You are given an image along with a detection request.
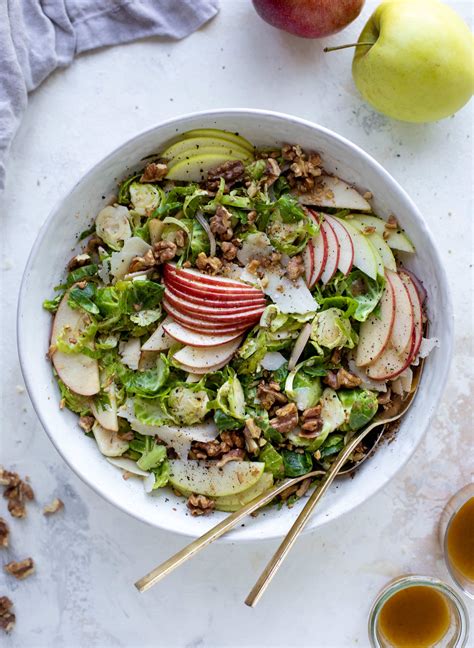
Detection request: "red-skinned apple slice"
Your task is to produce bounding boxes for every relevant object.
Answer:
[165,272,260,298]
[164,264,263,295]
[173,337,242,371]
[166,283,266,308]
[324,214,354,275]
[141,316,175,352]
[308,214,328,286]
[386,270,414,354]
[303,241,314,287]
[355,278,396,367]
[320,219,340,284]
[163,321,246,347]
[51,291,100,396]
[162,303,257,332]
[163,299,264,324]
[399,271,423,359]
[175,359,234,374]
[164,289,265,317]
[366,334,416,381]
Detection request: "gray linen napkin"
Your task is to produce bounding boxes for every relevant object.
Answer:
[0,0,219,190]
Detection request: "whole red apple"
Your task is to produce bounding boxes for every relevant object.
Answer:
[252,0,365,38]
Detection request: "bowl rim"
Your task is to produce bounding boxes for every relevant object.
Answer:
[17,108,454,541]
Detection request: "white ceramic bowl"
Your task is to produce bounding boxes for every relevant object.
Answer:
[18,109,453,541]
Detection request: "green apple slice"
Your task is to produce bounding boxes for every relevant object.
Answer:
[51,291,100,396]
[367,238,385,278]
[92,421,129,457]
[349,220,397,271]
[299,175,372,211]
[166,154,246,182]
[90,383,118,432]
[181,128,254,153]
[349,215,415,253]
[333,217,378,280]
[162,137,251,162]
[168,460,264,497]
[214,472,274,512]
[168,146,250,170]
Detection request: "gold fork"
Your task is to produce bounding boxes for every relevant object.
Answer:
[135,365,422,596]
[244,367,423,607]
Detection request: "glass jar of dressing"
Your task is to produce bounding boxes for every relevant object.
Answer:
[368,575,469,648]
[439,484,474,599]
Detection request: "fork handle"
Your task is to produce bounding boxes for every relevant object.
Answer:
[245,423,377,607]
[134,469,324,593]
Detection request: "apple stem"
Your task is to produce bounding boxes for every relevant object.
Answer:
[323,42,373,53]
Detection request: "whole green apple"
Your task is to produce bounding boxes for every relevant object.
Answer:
[352,0,474,122]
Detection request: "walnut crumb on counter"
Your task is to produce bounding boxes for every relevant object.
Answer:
[0,597,15,633]
[4,558,35,580]
[0,518,9,548]
[43,498,64,516]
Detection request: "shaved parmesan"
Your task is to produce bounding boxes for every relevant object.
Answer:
[237,232,274,265]
[119,338,141,370]
[110,236,151,281]
[258,268,318,314]
[261,351,287,371]
[418,337,439,358]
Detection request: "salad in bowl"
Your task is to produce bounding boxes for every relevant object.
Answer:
[43,127,435,517]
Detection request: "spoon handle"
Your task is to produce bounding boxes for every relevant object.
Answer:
[244,421,379,607]
[134,469,324,593]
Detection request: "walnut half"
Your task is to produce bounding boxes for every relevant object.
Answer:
[4,558,35,580]
[0,597,15,634]
[187,494,215,516]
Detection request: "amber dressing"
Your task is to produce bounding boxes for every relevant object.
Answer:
[378,586,451,647]
[446,496,474,581]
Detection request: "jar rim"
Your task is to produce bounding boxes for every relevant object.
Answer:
[368,574,470,648]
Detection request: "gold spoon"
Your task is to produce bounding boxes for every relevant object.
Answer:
[135,366,422,595]
[244,368,423,607]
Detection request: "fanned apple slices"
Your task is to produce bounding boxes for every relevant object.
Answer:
[142,263,266,372]
[303,210,414,287]
[356,269,424,380]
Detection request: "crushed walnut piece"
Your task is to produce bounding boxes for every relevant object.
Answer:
[216,448,246,468]
[140,162,168,183]
[257,380,287,410]
[220,241,239,260]
[43,498,64,516]
[210,205,233,241]
[0,597,15,634]
[78,415,94,433]
[206,160,245,192]
[0,468,20,488]
[153,240,178,264]
[190,430,244,460]
[67,253,91,272]
[263,158,281,186]
[0,517,9,548]
[129,240,178,273]
[4,558,35,580]
[0,468,34,519]
[324,367,362,390]
[385,215,398,230]
[187,494,215,516]
[195,252,223,274]
[286,255,305,281]
[243,418,262,454]
[269,402,299,434]
[300,405,323,438]
[282,144,323,193]
[377,389,392,407]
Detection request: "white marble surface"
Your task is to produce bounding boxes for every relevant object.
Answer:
[1,1,473,646]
